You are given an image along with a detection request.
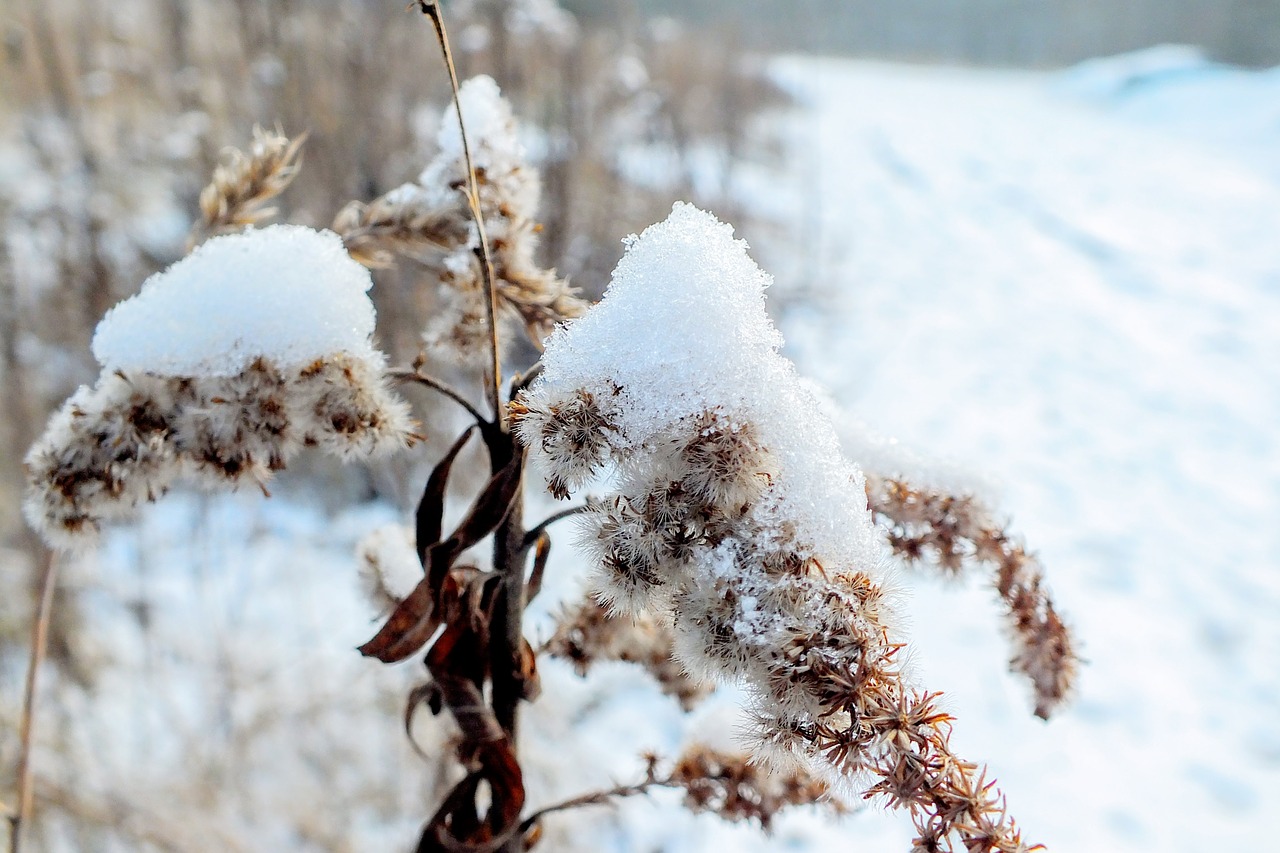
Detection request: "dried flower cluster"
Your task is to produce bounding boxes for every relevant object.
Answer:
[515,204,1046,852]
[356,524,425,616]
[541,595,711,710]
[191,126,306,246]
[24,353,411,549]
[666,745,838,830]
[333,76,586,359]
[865,472,1078,719]
[24,227,414,549]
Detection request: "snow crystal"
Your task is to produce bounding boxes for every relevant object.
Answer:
[92,225,379,377]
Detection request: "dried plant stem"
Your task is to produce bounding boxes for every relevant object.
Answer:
[521,503,591,552]
[418,1,505,427]
[9,551,59,853]
[520,774,667,830]
[520,747,836,837]
[390,367,488,426]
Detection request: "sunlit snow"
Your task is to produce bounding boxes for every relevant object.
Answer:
[92,225,378,377]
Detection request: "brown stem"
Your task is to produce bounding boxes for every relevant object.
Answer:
[390,367,491,427]
[489,465,526,740]
[10,551,59,853]
[520,504,590,554]
[487,459,527,853]
[418,1,505,428]
[519,773,671,834]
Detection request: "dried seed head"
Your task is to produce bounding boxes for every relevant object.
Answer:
[23,373,180,549]
[25,354,414,550]
[514,388,616,498]
[667,744,838,830]
[542,595,712,710]
[595,548,664,618]
[866,471,1079,718]
[356,524,423,616]
[676,411,775,515]
[517,205,1043,850]
[334,76,586,362]
[193,126,305,246]
[291,352,416,460]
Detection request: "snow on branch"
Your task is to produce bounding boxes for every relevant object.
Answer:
[24,226,414,549]
[515,203,1042,853]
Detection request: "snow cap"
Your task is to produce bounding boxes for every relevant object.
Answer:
[92,225,377,377]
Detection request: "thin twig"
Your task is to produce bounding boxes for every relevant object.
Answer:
[417,1,505,429]
[389,367,489,427]
[521,503,591,553]
[10,551,59,853]
[511,361,544,396]
[519,772,671,832]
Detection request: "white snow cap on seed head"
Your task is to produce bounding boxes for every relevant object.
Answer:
[424,75,524,183]
[92,225,378,377]
[536,202,880,568]
[539,202,781,435]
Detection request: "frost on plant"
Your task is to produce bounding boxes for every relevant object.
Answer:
[333,75,586,360]
[516,203,1044,852]
[24,225,413,549]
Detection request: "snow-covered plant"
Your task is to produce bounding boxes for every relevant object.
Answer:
[11,5,1078,852]
[514,203,1067,852]
[23,225,413,549]
[334,75,587,363]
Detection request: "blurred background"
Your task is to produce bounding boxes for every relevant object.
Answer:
[600,0,1280,66]
[2,0,1277,850]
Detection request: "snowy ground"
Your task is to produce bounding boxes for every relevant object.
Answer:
[770,48,1280,851]
[28,48,1280,852]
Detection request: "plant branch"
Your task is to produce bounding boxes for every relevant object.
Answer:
[519,769,670,833]
[417,1,505,429]
[390,367,489,427]
[10,550,59,853]
[520,503,590,553]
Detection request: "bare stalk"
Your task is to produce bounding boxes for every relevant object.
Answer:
[389,367,490,427]
[9,551,59,853]
[417,1,505,428]
[521,503,591,553]
[520,774,668,831]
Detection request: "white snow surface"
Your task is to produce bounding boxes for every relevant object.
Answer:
[92,225,379,377]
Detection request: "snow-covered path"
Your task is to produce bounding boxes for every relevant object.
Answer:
[771,55,1280,852]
